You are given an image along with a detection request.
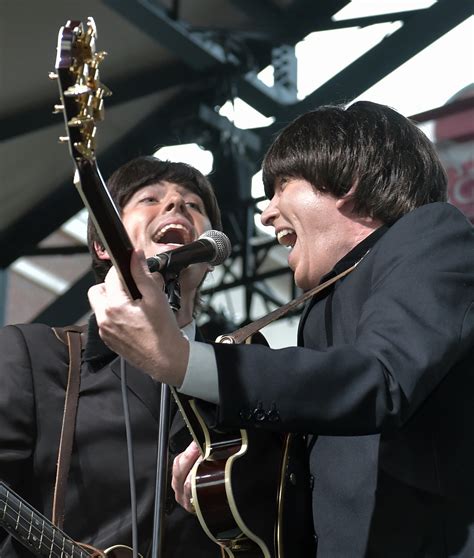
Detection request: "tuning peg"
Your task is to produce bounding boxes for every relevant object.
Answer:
[52,104,64,114]
[96,82,112,97]
[93,51,108,65]
[64,84,93,97]
[86,17,98,39]
[48,72,58,80]
[74,141,94,160]
[68,115,94,127]
[59,136,70,143]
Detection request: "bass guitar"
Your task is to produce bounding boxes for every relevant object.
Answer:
[52,17,314,558]
[0,481,138,558]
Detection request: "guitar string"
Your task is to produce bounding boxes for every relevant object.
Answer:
[0,504,90,558]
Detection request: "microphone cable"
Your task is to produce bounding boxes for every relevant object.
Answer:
[120,356,139,558]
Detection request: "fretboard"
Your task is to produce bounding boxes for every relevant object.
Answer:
[0,481,89,558]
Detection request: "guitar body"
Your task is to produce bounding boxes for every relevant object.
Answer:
[172,332,315,557]
[80,543,136,558]
[193,428,290,557]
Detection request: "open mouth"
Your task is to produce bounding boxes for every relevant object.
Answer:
[277,228,297,249]
[153,223,193,246]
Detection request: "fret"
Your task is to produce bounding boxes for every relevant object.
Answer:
[0,482,95,558]
[28,507,34,541]
[39,518,46,550]
[15,500,22,530]
[32,513,41,546]
[50,526,55,558]
[1,488,7,519]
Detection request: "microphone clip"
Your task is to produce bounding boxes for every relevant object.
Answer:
[163,273,181,312]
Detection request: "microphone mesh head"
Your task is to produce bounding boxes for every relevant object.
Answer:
[199,230,232,265]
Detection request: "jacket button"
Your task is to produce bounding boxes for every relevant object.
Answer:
[240,409,252,421]
[253,407,267,422]
[267,403,280,422]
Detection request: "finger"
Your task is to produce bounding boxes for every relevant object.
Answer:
[172,442,200,486]
[171,442,201,509]
[130,249,166,297]
[180,441,201,474]
[87,283,107,322]
[181,453,203,514]
[103,264,133,305]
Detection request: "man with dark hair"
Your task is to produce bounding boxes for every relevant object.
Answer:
[0,156,221,557]
[90,102,474,557]
[88,155,222,283]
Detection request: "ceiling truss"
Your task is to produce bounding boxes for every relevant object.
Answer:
[0,0,471,327]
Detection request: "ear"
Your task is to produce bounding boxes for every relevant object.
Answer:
[94,241,110,261]
[335,184,357,211]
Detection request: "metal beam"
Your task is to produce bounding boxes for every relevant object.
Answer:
[257,0,472,141]
[315,9,433,31]
[0,87,213,268]
[31,269,95,326]
[0,61,200,142]
[103,0,299,114]
[104,0,236,70]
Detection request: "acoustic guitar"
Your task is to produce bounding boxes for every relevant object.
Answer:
[0,481,137,558]
[52,17,314,557]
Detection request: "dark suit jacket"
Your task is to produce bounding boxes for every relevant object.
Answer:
[0,318,219,557]
[211,203,474,557]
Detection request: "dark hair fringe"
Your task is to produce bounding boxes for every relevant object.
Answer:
[262,101,447,224]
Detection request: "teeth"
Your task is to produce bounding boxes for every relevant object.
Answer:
[277,229,296,248]
[276,229,293,241]
[154,223,190,242]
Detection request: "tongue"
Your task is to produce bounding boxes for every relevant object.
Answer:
[281,232,297,248]
[154,242,183,253]
[160,229,186,244]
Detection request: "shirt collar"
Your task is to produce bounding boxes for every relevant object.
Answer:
[83,314,115,368]
[181,320,196,341]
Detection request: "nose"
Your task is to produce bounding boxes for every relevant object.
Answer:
[163,190,187,214]
[261,196,279,228]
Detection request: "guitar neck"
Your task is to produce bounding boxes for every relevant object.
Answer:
[54,18,140,301]
[0,482,90,558]
[74,159,141,300]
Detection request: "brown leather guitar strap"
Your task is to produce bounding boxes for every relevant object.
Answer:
[51,324,86,530]
[217,261,359,345]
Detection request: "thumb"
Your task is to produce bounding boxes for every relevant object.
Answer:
[130,249,165,295]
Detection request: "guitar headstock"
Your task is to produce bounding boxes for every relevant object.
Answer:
[51,17,111,162]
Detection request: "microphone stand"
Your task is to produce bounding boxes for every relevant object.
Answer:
[150,274,181,558]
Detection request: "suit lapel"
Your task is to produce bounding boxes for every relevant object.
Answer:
[297,298,314,346]
[108,357,185,439]
[109,357,162,423]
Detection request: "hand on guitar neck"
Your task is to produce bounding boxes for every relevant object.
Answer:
[171,441,202,514]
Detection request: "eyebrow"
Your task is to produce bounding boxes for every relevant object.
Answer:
[132,184,204,203]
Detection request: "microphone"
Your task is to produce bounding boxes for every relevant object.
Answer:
[146,230,231,275]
